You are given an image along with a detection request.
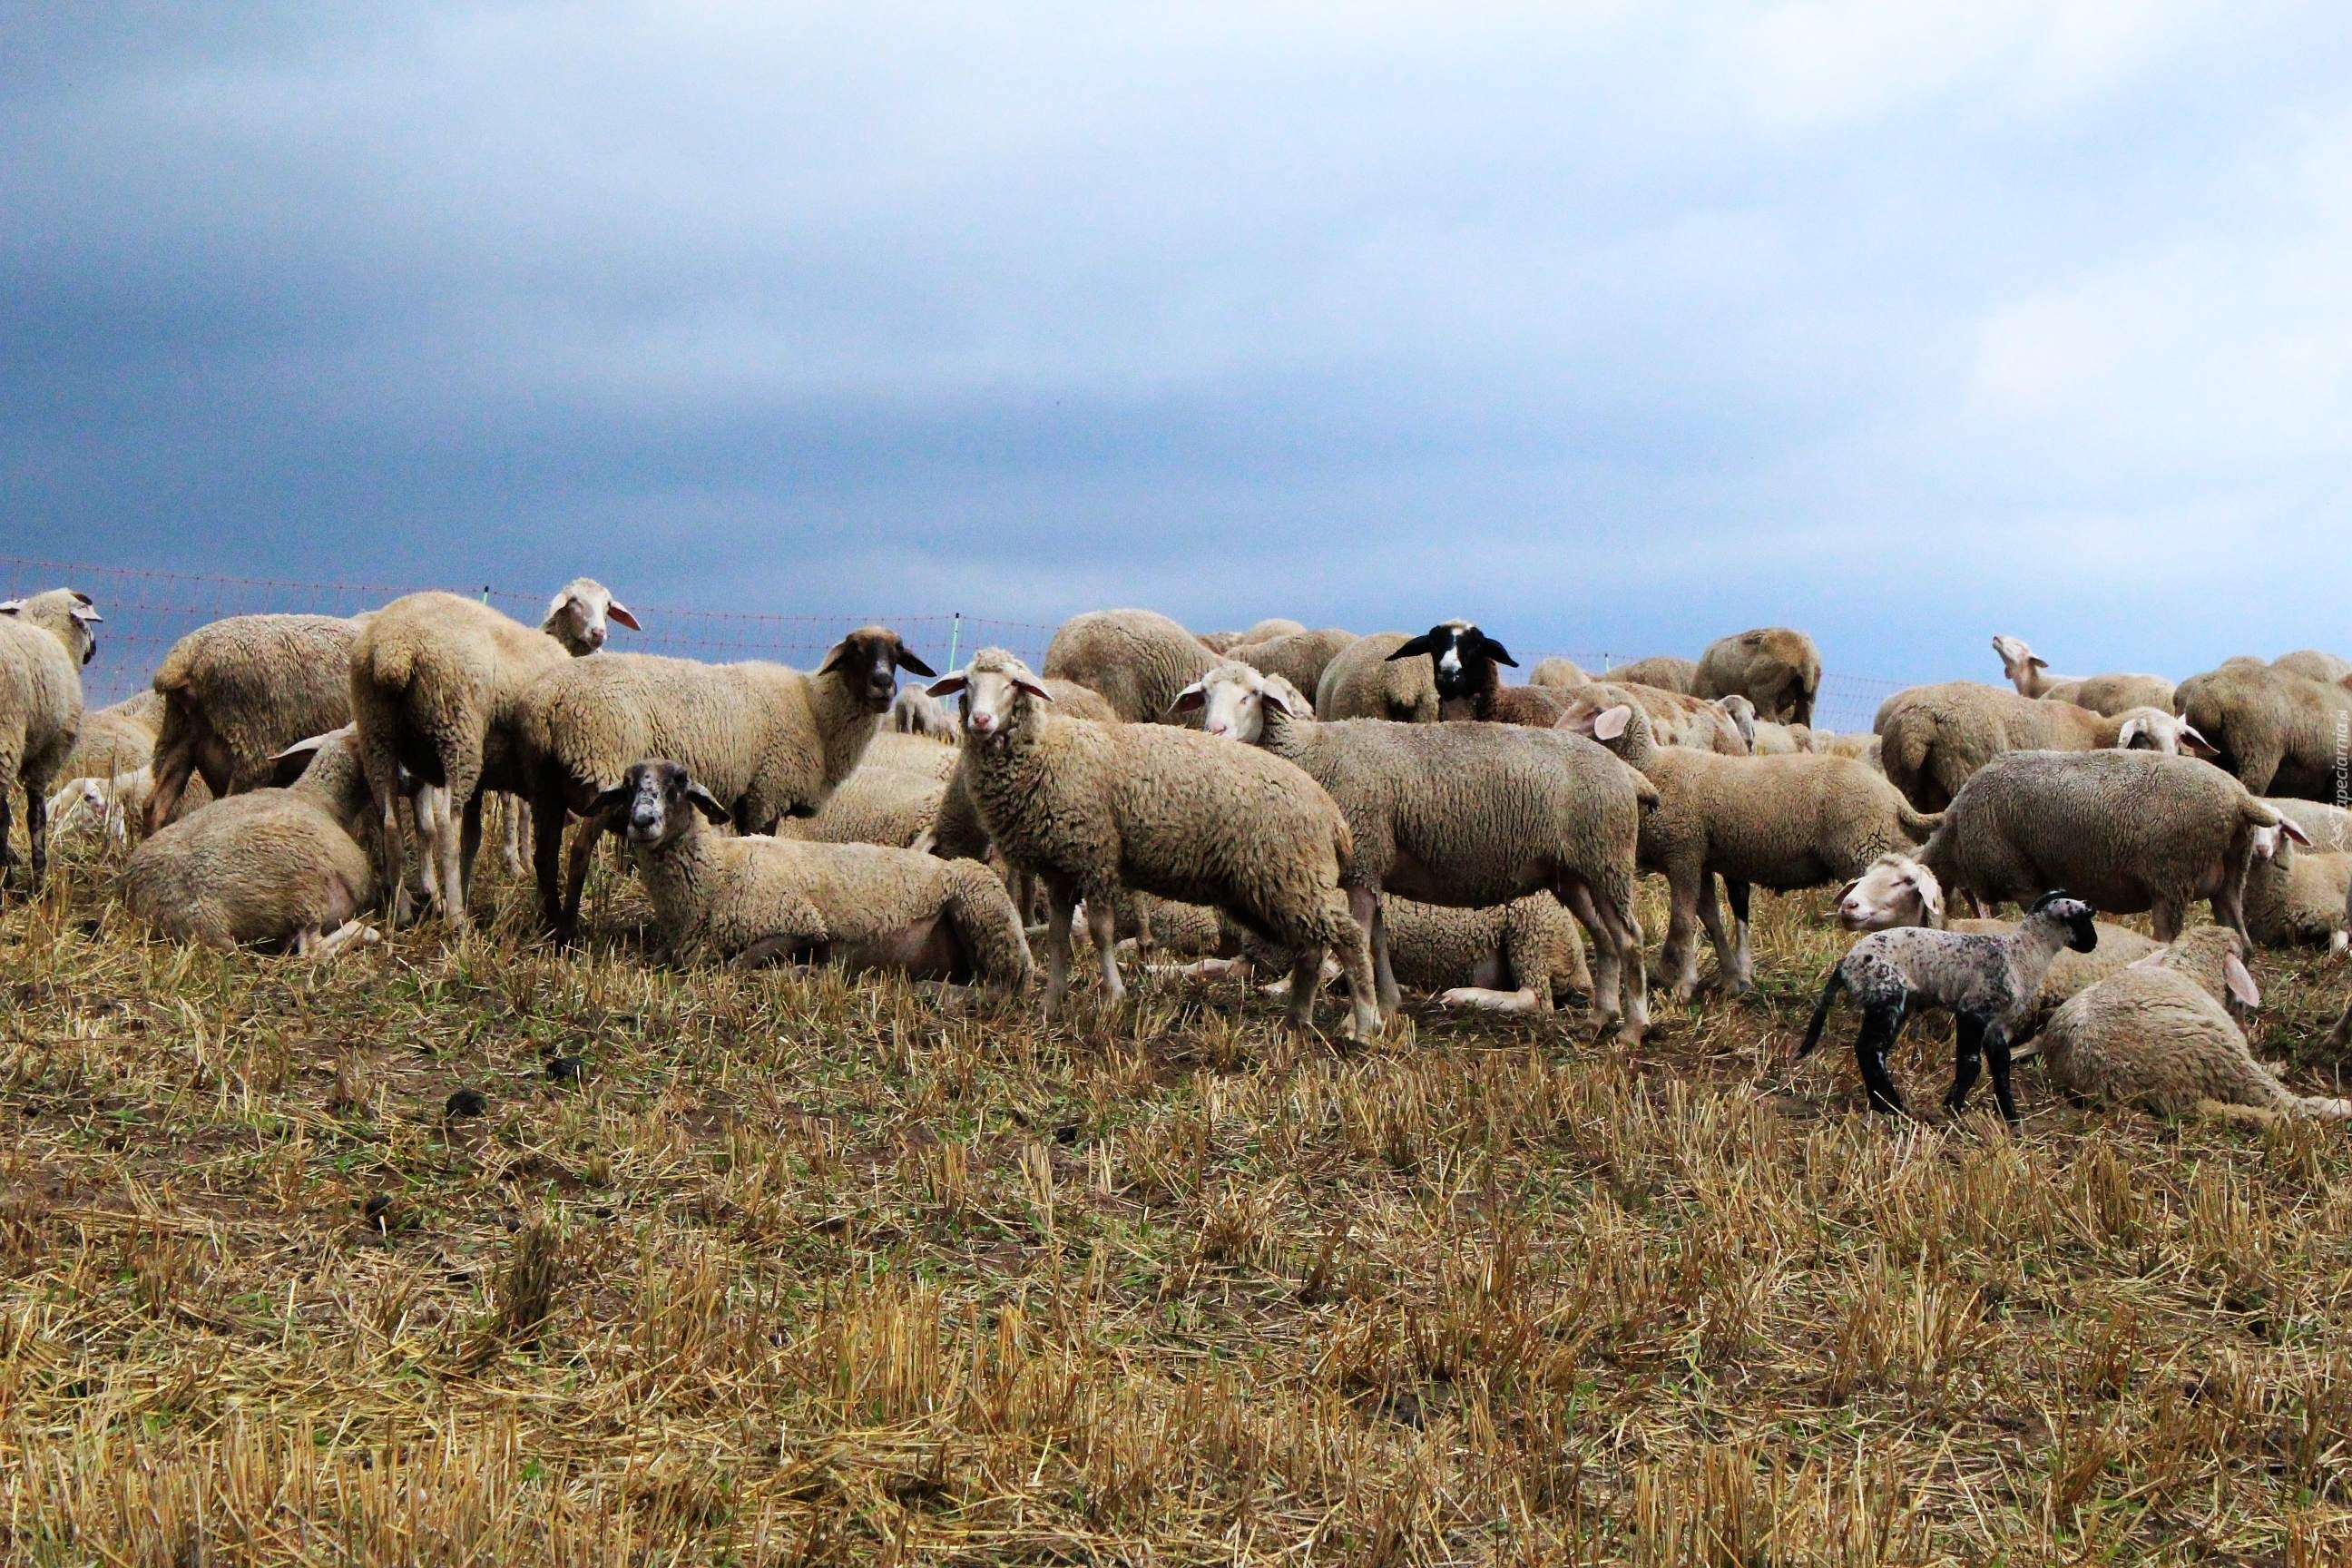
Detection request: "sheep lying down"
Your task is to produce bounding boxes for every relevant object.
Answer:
[2037,926,2352,1124]
[596,760,1031,993]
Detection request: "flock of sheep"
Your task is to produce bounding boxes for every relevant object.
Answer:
[3,582,2349,1128]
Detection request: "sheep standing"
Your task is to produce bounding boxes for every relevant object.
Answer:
[2174,662,2352,800]
[0,589,99,890]
[1832,851,2161,1044]
[1561,697,1936,999]
[1796,892,2100,1122]
[2272,650,2352,685]
[1041,610,1217,722]
[1174,661,1651,1041]
[517,626,933,938]
[1387,621,1567,726]
[145,612,370,834]
[122,730,381,956]
[1988,635,2174,715]
[1563,681,1749,755]
[2038,927,2350,1123]
[1877,681,2207,810]
[594,760,1030,990]
[1315,632,1439,722]
[350,579,637,926]
[927,650,1381,1038]
[1693,628,1822,726]
[1913,750,2302,941]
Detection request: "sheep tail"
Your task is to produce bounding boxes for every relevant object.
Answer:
[1880,721,1930,787]
[1896,802,1941,843]
[152,642,196,694]
[1793,968,1845,1061]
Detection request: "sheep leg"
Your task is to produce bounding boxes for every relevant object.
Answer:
[143,733,196,838]
[1597,887,1651,1043]
[1346,884,1399,1015]
[1945,1013,1984,1117]
[448,789,485,926]
[0,787,15,885]
[561,816,605,938]
[1557,883,1622,1036]
[2208,877,2249,943]
[2151,895,2186,944]
[23,785,45,892]
[1984,1024,2020,1126]
[1086,897,1125,1008]
[358,740,413,927]
[2333,999,2351,1053]
[500,796,529,877]
[1723,879,1754,994]
[1041,894,1076,1019]
[1436,985,1543,1014]
[1854,1004,1906,1116]
[531,793,570,936]
[1660,861,1705,1001]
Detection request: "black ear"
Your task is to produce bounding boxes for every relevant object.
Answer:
[1476,634,1517,668]
[1387,634,1435,662]
[894,647,937,679]
[586,784,632,819]
[684,781,732,824]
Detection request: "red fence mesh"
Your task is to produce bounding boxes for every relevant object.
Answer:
[0,557,1053,709]
[0,554,1902,732]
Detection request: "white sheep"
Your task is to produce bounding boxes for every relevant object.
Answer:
[0,588,100,889]
[927,649,1382,1038]
[1988,635,2174,715]
[145,612,370,834]
[350,578,638,926]
[1041,610,1218,721]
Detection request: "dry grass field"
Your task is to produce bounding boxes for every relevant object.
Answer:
[3,835,2351,1565]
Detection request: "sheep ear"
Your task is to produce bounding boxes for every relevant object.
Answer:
[2028,656,2048,671]
[1834,877,1859,903]
[1386,634,1434,662]
[1593,705,1632,741]
[607,601,641,632]
[685,781,732,825]
[1014,677,1054,702]
[1166,683,1207,717]
[585,784,632,819]
[925,672,969,698]
[2224,951,2260,1009]
[1476,634,1517,668]
[2180,724,2218,758]
[268,730,341,764]
[71,605,102,625]
[2282,818,2313,848]
[893,646,938,679]
[1260,685,1295,718]
[0,601,19,617]
[2115,716,2146,748]
[1914,875,1945,928]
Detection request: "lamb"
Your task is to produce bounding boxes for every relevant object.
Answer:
[593,759,1031,991]
[1910,750,2305,941]
[780,730,960,849]
[1694,628,1822,726]
[1601,655,1698,693]
[1877,681,2209,810]
[2173,661,2352,800]
[1795,892,2101,1122]
[0,589,100,890]
[1988,635,2174,715]
[1831,851,2161,1044]
[122,729,383,956]
[1527,658,1589,691]
[1314,632,1439,722]
[350,578,639,926]
[1387,620,1567,726]
[1233,628,1357,703]
[145,612,372,833]
[1041,610,1218,722]
[1560,697,1937,999]
[517,625,934,938]
[926,649,1381,1037]
[2271,650,2352,685]
[2037,927,2351,1123]
[1558,681,1750,755]
[1171,660,1651,1041]
[1718,697,1814,755]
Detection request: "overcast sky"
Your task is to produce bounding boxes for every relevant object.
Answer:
[5,2,2347,687]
